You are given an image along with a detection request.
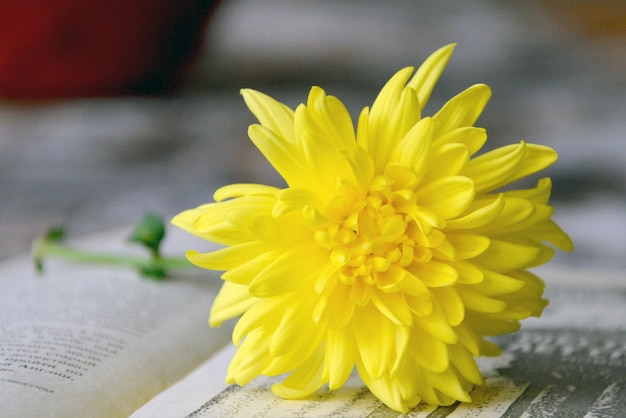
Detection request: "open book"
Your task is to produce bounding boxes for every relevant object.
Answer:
[2,229,625,417]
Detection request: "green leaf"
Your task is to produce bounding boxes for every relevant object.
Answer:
[128,213,166,257]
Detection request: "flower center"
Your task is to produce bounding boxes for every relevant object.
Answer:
[313,175,435,296]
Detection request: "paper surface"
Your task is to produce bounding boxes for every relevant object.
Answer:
[0,230,231,418]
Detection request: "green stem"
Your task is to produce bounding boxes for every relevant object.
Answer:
[34,238,193,279]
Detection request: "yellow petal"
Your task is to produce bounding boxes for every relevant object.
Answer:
[433,126,487,155]
[431,286,465,326]
[496,296,547,320]
[304,86,357,152]
[416,176,475,219]
[318,281,356,330]
[470,196,534,234]
[185,241,270,271]
[462,141,526,192]
[463,142,558,193]
[390,117,434,176]
[406,293,433,317]
[420,143,470,184]
[520,220,574,251]
[445,233,491,260]
[355,106,370,150]
[384,86,422,152]
[455,323,481,356]
[422,367,472,403]
[339,147,374,194]
[221,250,276,284]
[409,324,450,373]
[474,239,542,271]
[270,299,318,357]
[324,328,356,390]
[231,297,285,346]
[465,314,521,336]
[216,196,274,229]
[414,299,458,344]
[353,305,395,379]
[213,183,279,201]
[497,270,549,317]
[409,260,459,287]
[249,244,325,297]
[241,88,295,142]
[209,281,256,327]
[272,346,326,399]
[446,194,505,230]
[506,143,558,185]
[401,269,431,299]
[246,212,311,245]
[391,327,411,376]
[384,162,420,190]
[371,290,413,327]
[294,101,354,189]
[171,205,212,233]
[273,188,320,216]
[263,329,324,377]
[325,194,353,224]
[247,124,305,187]
[408,43,456,108]
[172,204,254,245]
[477,337,503,357]
[368,67,417,172]
[503,177,553,204]
[448,344,483,385]
[453,260,484,284]
[432,84,492,137]
[456,286,507,313]
[506,205,556,235]
[227,328,271,385]
[350,277,371,306]
[357,366,413,414]
[471,268,526,296]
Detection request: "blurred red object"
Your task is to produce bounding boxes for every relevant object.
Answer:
[0,1,218,99]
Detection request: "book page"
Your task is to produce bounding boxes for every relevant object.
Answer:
[0,229,231,418]
[132,266,626,417]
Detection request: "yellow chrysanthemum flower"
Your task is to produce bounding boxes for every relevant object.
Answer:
[172,44,573,413]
